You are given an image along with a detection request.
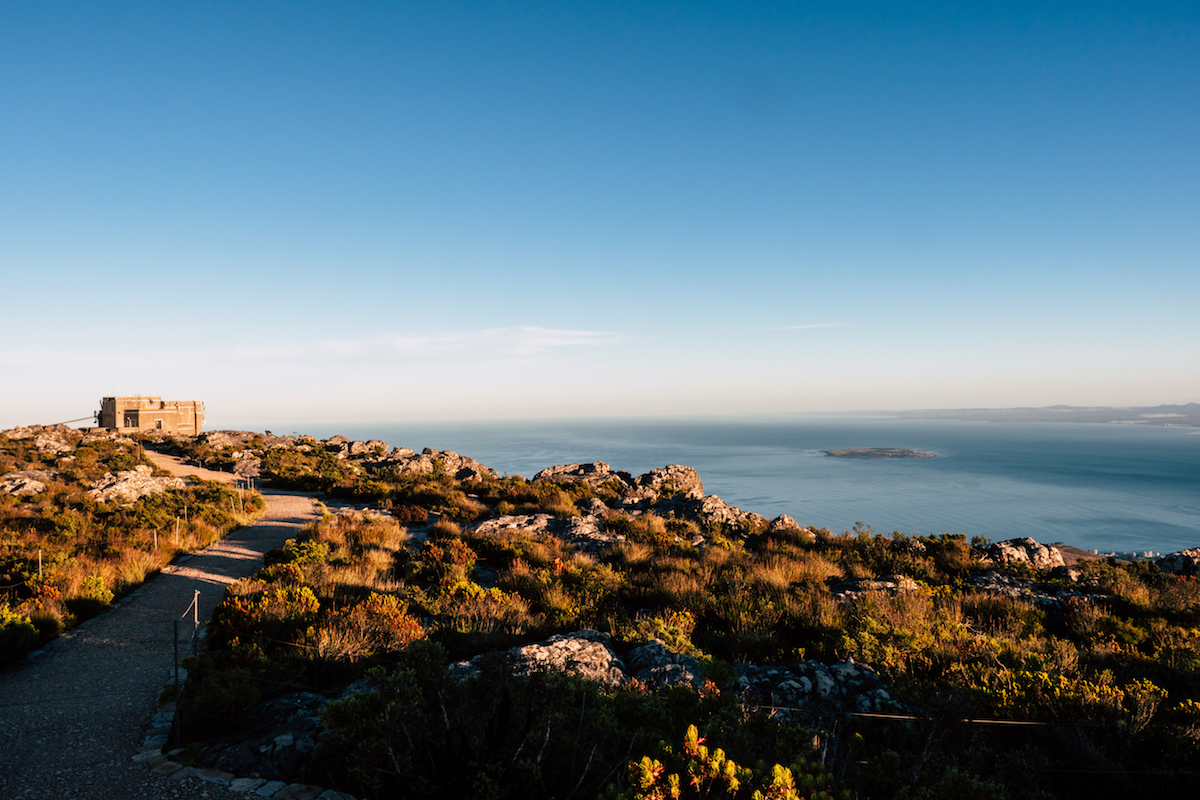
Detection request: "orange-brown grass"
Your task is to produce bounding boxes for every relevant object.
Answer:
[747,557,805,591]
[441,587,539,636]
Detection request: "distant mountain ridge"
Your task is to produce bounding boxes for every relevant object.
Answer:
[885,403,1200,427]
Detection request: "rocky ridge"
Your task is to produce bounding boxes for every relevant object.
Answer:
[88,465,187,504]
[448,629,896,717]
[0,469,54,496]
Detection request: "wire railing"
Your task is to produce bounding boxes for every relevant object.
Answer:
[171,589,202,746]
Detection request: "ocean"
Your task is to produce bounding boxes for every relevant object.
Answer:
[257,417,1200,556]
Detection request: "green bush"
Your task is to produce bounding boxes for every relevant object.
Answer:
[0,607,38,665]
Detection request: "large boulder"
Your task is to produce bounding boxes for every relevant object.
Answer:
[988,537,1066,570]
[457,630,627,687]
[626,640,705,689]
[767,514,810,538]
[532,462,635,495]
[198,692,328,781]
[633,465,705,501]
[368,447,495,481]
[88,465,186,504]
[732,659,896,720]
[650,493,767,533]
[0,470,53,496]
[2,425,77,455]
[233,457,262,478]
[472,514,622,553]
[1158,548,1200,576]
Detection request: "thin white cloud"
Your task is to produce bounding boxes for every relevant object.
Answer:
[231,326,619,362]
[0,327,619,369]
[769,323,846,331]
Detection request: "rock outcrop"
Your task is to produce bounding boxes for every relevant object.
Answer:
[649,492,768,533]
[1157,548,1200,576]
[829,575,920,605]
[733,659,896,719]
[198,693,328,782]
[767,514,810,538]
[450,630,899,720]
[532,462,635,494]
[455,630,627,687]
[88,465,186,504]
[2,424,78,455]
[625,640,705,689]
[368,447,495,481]
[0,470,53,496]
[965,570,1101,611]
[472,513,622,553]
[988,537,1066,570]
[632,465,705,501]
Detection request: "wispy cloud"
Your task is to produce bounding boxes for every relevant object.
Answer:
[768,323,846,331]
[0,327,619,369]
[232,326,620,362]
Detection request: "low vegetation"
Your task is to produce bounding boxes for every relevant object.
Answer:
[7,429,1199,798]
[0,429,264,663]
[170,435,1200,800]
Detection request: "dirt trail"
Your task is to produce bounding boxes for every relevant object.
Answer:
[143,450,238,484]
[0,454,323,800]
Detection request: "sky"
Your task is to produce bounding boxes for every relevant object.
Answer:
[1,1,1197,428]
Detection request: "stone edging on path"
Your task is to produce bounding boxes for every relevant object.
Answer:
[132,656,360,800]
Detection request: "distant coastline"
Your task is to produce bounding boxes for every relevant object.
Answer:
[882,402,1200,427]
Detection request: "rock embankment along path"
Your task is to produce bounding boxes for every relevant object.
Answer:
[0,453,324,800]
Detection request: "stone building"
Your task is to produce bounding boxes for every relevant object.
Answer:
[96,397,205,436]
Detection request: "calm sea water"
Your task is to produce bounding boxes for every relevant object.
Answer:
[259,417,1200,556]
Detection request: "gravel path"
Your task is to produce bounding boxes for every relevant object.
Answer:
[0,454,323,800]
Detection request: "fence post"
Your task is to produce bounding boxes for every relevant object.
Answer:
[174,619,181,746]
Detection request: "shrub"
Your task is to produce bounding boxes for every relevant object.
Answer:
[611,724,848,800]
[0,607,38,665]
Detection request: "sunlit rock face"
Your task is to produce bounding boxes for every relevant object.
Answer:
[988,537,1066,570]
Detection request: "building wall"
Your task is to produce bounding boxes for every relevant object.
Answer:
[97,397,205,435]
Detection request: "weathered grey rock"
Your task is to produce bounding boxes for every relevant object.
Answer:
[2,425,79,455]
[532,462,636,495]
[234,457,262,478]
[626,640,704,689]
[891,536,928,555]
[1157,548,1200,576]
[200,693,329,782]
[0,470,53,496]
[731,659,894,720]
[579,497,610,516]
[88,465,186,504]
[830,575,920,605]
[348,439,388,457]
[230,778,269,792]
[767,514,810,538]
[471,513,623,553]
[634,465,705,501]
[650,493,767,533]
[965,570,1103,610]
[368,447,495,481]
[988,537,1066,570]
[274,784,326,800]
[458,630,627,687]
[200,430,254,449]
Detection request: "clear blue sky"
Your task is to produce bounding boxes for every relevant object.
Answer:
[2,1,1197,427]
